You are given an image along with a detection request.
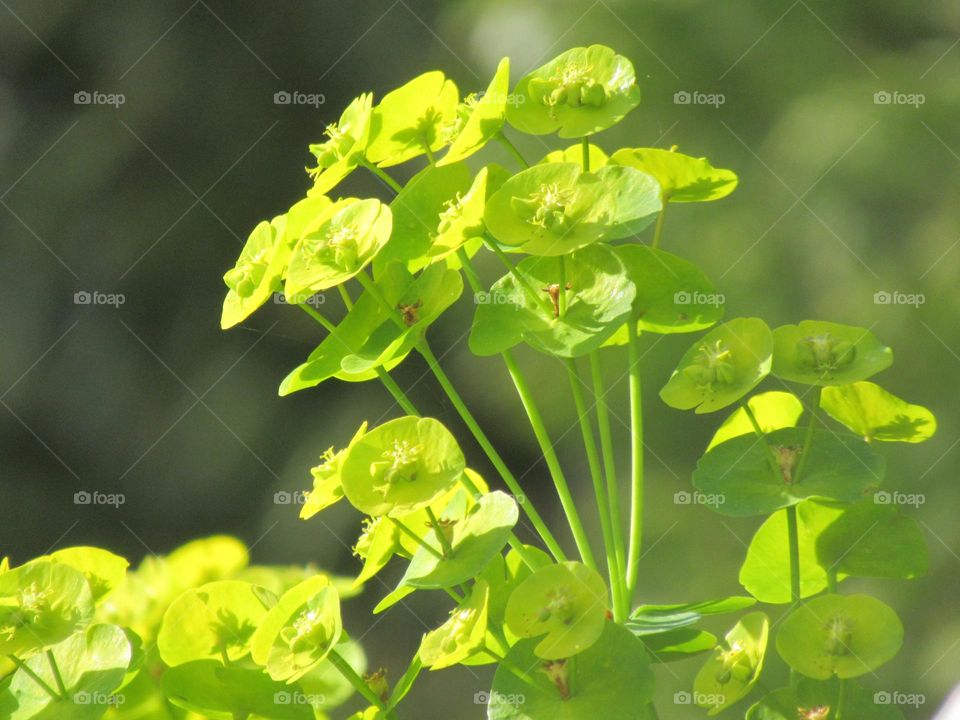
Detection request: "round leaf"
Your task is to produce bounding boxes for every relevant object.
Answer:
[419,580,489,670]
[610,147,738,202]
[693,612,770,715]
[43,547,128,603]
[539,143,609,168]
[707,391,803,451]
[820,381,936,442]
[771,321,893,386]
[747,680,906,720]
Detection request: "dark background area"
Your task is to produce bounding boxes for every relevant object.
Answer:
[1,1,958,717]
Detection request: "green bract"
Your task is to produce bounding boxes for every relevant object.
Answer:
[418,580,489,670]
[42,546,128,602]
[488,623,654,720]
[507,45,641,138]
[221,215,286,329]
[300,423,367,519]
[540,143,609,167]
[157,580,271,666]
[747,679,906,720]
[776,594,903,679]
[693,612,769,715]
[250,575,342,683]
[439,58,510,166]
[771,321,893,386]
[693,428,884,516]
[820,381,936,442]
[707,391,803,451]
[308,93,374,195]
[660,317,774,413]
[504,561,608,660]
[610,147,738,202]
[469,243,636,357]
[484,162,661,256]
[339,416,465,517]
[0,561,94,656]
[366,71,460,167]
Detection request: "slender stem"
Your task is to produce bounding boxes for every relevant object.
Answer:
[793,388,820,484]
[581,137,590,172]
[337,284,354,309]
[566,358,625,620]
[7,655,61,700]
[481,236,553,315]
[827,568,838,593]
[557,256,568,318]
[502,350,596,569]
[46,650,68,699]
[786,503,801,688]
[623,325,645,606]
[423,143,437,165]
[298,302,336,332]
[360,158,403,193]
[495,132,530,169]
[836,678,848,720]
[741,400,782,476]
[651,202,667,249]
[220,646,232,666]
[391,517,443,560]
[589,352,627,598]
[425,507,455,557]
[328,648,387,709]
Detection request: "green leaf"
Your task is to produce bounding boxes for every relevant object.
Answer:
[297,638,367,713]
[609,147,738,202]
[539,143,609,168]
[439,58,511,166]
[507,45,642,138]
[165,535,249,589]
[340,416,465,517]
[640,628,717,662]
[352,517,401,589]
[161,660,313,720]
[250,575,342,683]
[772,321,893,386]
[0,561,95,656]
[483,162,661,256]
[776,594,903,679]
[660,318,774,414]
[693,612,770,715]
[221,215,288,329]
[604,244,723,344]
[0,624,132,720]
[693,428,884,516]
[488,622,654,719]
[707,391,803,451]
[285,198,392,297]
[366,71,460,167]
[300,423,367,519]
[504,561,608,660]
[418,580,489,670]
[42,547,128,603]
[820,381,936,442]
[747,679,907,720]
[469,243,636,358]
[157,580,272,666]
[308,93,374,195]
[627,596,756,634]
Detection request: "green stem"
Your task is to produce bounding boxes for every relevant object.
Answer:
[651,202,667,249]
[793,388,820,484]
[827,568,838,593]
[298,302,336,332]
[360,158,403,193]
[495,131,530,168]
[623,325,644,605]
[502,349,596,569]
[391,517,443,560]
[46,650,68,699]
[425,506,455,557]
[566,357,625,620]
[557,256,568,318]
[836,678,847,720]
[328,648,387,710]
[581,137,590,172]
[741,400,782,477]
[7,655,61,700]
[786,503,801,688]
[337,283,354,309]
[589,352,627,599]
[423,143,437,165]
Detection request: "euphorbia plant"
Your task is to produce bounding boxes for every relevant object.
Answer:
[0,45,936,720]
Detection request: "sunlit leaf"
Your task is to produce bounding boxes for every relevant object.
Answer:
[610,147,738,202]
[308,93,374,195]
[419,580,489,670]
[820,381,936,442]
[772,321,893,386]
[694,612,769,715]
[707,391,803,451]
[439,58,511,166]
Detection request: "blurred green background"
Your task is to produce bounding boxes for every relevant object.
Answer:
[1,1,957,717]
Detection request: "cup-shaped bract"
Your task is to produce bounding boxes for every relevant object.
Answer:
[507,45,641,138]
[776,594,903,679]
[610,147,738,202]
[484,162,660,256]
[0,561,95,656]
[469,243,636,358]
[308,93,374,195]
[820,381,936,443]
[419,580,490,670]
[40,546,128,603]
[660,318,774,413]
[438,58,510,166]
[694,612,770,715]
[505,561,608,660]
[365,71,460,167]
[693,427,884,517]
[340,416,465,517]
[352,516,401,588]
[285,198,392,298]
[221,215,289,329]
[251,575,342,683]
[157,580,272,667]
[707,391,803,451]
[300,424,368,520]
[772,321,893,386]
